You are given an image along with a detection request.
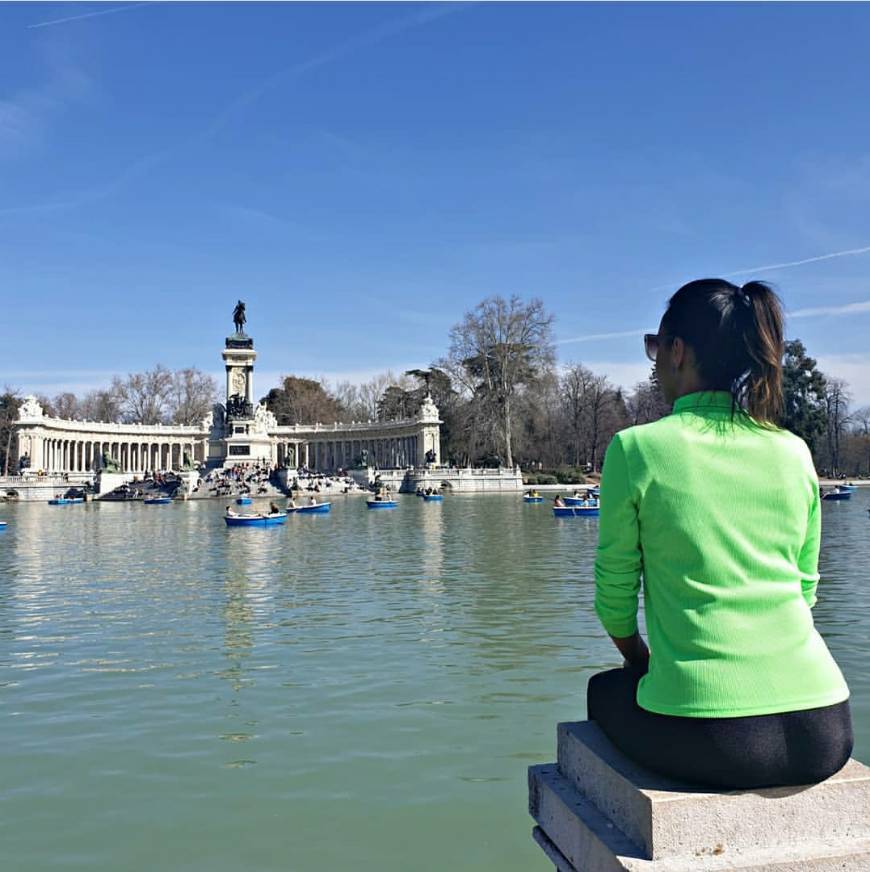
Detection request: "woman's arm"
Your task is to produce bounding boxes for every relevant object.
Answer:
[797,481,821,608]
[594,435,645,650]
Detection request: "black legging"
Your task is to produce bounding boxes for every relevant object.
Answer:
[586,666,853,789]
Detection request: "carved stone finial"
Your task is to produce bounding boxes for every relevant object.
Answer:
[18,395,44,420]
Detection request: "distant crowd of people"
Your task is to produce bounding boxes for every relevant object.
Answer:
[200,462,277,498]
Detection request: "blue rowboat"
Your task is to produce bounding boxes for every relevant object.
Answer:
[236,496,253,505]
[0,520,7,529]
[422,494,443,502]
[523,496,544,503]
[553,506,600,518]
[295,502,331,514]
[224,512,288,527]
[144,496,172,505]
[48,497,84,505]
[367,500,397,509]
[822,489,851,501]
[839,484,857,492]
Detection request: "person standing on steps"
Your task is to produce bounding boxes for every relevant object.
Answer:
[588,278,852,789]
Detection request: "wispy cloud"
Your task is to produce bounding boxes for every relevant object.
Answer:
[557,244,870,346]
[0,146,170,216]
[557,295,870,347]
[789,299,870,318]
[0,51,94,158]
[3,3,466,215]
[27,3,154,30]
[816,353,870,406]
[580,361,653,392]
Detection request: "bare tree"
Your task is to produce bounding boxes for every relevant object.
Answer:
[170,368,218,425]
[561,364,598,467]
[332,381,367,422]
[561,365,623,471]
[846,405,870,476]
[445,295,555,468]
[118,365,174,424]
[822,378,851,476]
[80,382,124,422]
[625,374,670,426]
[52,392,81,420]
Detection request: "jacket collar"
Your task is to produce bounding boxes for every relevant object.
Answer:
[672,391,736,414]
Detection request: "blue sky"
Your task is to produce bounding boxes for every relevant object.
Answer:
[3,2,870,404]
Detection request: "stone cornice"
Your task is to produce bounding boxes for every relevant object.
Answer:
[15,416,207,437]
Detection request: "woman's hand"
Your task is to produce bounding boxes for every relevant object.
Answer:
[610,632,650,673]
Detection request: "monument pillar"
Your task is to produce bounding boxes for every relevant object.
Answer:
[219,308,274,469]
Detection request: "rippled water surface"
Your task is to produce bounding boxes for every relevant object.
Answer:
[1,491,868,871]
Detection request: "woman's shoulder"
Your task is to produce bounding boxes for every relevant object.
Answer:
[612,416,814,470]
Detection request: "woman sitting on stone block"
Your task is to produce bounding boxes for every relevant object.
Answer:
[589,278,852,789]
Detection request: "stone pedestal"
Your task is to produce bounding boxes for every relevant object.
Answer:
[528,721,870,871]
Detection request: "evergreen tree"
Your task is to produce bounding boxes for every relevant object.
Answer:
[781,339,827,455]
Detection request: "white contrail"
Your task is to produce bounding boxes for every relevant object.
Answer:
[789,299,870,318]
[720,245,870,278]
[27,2,154,29]
[559,246,870,344]
[202,3,465,141]
[651,244,870,291]
[556,329,646,346]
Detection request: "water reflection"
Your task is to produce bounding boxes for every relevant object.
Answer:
[0,490,866,872]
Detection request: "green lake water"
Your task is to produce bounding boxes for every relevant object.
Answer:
[1,491,868,871]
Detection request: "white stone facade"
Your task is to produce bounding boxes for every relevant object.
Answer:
[12,333,441,476]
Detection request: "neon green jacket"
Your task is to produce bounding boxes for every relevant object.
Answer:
[594,390,849,717]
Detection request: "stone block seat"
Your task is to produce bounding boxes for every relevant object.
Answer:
[528,720,870,871]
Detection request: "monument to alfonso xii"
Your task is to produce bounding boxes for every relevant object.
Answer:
[13,302,443,479]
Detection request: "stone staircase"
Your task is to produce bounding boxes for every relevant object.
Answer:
[529,720,870,871]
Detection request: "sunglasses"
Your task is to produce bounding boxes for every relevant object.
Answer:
[643,333,672,363]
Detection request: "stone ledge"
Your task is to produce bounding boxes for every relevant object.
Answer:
[530,719,870,871]
[530,763,870,871]
[556,721,870,861]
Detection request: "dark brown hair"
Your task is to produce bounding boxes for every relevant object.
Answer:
[661,279,784,424]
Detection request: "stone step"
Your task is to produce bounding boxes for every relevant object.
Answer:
[555,721,870,861]
[529,763,870,871]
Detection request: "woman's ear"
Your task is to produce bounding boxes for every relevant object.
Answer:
[671,336,686,371]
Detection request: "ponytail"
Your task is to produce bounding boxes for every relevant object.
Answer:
[661,278,785,426]
[736,281,784,425]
